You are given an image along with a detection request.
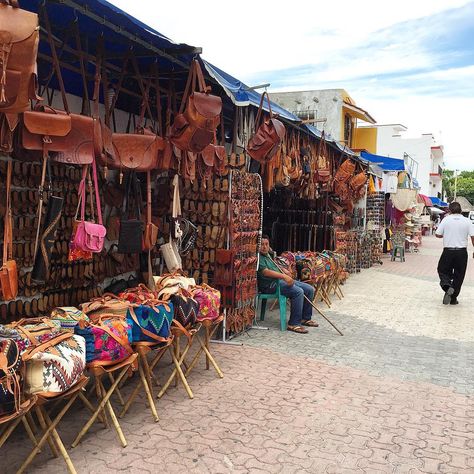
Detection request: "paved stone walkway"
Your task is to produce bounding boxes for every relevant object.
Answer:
[3,236,474,473]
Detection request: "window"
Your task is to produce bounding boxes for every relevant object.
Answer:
[344,114,353,147]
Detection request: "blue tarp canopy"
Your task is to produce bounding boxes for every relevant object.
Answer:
[203,60,301,122]
[360,151,405,171]
[20,0,202,113]
[429,196,448,207]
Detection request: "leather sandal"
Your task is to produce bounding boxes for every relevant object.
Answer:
[287,325,308,334]
[211,202,219,225]
[206,178,214,201]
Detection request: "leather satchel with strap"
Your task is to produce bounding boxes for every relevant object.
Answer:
[316,131,331,183]
[169,59,222,153]
[0,160,17,301]
[247,91,285,164]
[0,0,40,114]
[111,57,166,175]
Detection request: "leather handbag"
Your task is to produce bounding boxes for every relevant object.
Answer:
[31,195,63,283]
[334,159,356,183]
[0,338,22,417]
[118,172,144,254]
[126,302,174,343]
[169,59,222,153]
[0,1,40,114]
[72,159,106,253]
[0,160,17,301]
[247,91,285,164]
[142,171,158,251]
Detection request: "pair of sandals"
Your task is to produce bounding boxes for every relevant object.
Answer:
[287,319,319,334]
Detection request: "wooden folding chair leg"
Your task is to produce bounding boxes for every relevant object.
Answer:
[198,334,224,378]
[0,416,22,448]
[35,405,59,458]
[18,393,80,474]
[22,416,40,448]
[157,344,193,399]
[138,359,159,422]
[98,379,127,447]
[71,365,129,448]
[108,372,125,406]
[79,392,108,427]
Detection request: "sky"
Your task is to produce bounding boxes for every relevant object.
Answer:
[110,0,474,171]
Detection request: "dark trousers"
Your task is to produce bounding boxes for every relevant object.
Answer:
[437,248,468,298]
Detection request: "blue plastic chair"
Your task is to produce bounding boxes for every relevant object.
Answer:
[257,284,287,331]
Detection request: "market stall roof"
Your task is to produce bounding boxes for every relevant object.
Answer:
[429,196,448,207]
[20,0,201,92]
[342,101,376,124]
[203,60,300,122]
[418,194,433,207]
[428,207,446,215]
[360,151,405,171]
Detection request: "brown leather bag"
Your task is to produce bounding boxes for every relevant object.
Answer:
[0,160,17,301]
[316,132,331,183]
[169,59,222,153]
[349,171,367,193]
[21,105,72,156]
[0,1,40,114]
[334,159,356,183]
[247,91,285,164]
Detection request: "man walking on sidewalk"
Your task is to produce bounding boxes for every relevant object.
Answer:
[435,201,474,305]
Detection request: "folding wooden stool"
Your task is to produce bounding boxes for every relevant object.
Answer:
[71,354,137,449]
[157,323,200,400]
[119,338,173,422]
[184,316,224,379]
[0,397,38,451]
[17,376,89,474]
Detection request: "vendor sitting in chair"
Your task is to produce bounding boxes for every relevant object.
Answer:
[258,235,318,334]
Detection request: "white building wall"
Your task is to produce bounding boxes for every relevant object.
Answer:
[270,89,343,142]
[368,125,437,196]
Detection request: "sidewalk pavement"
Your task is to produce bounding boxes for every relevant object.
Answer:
[4,236,474,473]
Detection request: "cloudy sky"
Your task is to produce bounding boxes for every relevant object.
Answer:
[111,0,474,170]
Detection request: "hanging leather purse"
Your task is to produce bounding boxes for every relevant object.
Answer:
[316,131,331,183]
[72,158,106,253]
[0,1,40,114]
[169,59,222,153]
[118,172,144,254]
[142,171,158,251]
[0,160,17,301]
[334,158,356,183]
[247,91,285,164]
[31,161,63,283]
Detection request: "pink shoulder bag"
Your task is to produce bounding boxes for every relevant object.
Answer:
[72,158,106,253]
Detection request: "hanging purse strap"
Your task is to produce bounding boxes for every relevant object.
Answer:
[2,160,13,264]
[171,174,181,219]
[254,91,273,130]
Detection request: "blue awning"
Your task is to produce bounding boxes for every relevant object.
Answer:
[203,60,301,122]
[360,151,405,171]
[429,196,448,207]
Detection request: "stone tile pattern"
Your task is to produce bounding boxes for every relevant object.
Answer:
[3,235,473,473]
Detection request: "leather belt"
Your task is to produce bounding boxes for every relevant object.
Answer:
[444,247,466,250]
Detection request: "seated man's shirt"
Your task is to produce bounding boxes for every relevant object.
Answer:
[258,253,281,292]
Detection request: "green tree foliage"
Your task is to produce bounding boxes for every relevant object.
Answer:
[443,170,474,204]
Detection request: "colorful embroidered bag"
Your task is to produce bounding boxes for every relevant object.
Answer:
[21,332,86,395]
[170,289,199,328]
[126,303,173,343]
[190,284,221,322]
[51,306,88,332]
[75,316,132,364]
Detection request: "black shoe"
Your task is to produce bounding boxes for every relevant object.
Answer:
[443,287,454,305]
[450,298,459,305]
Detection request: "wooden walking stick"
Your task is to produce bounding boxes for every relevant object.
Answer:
[269,255,344,336]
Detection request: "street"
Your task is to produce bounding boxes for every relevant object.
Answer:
[6,236,474,473]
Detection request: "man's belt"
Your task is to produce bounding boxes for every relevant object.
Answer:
[444,247,467,250]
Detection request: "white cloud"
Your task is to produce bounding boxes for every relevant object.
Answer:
[109,0,474,169]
